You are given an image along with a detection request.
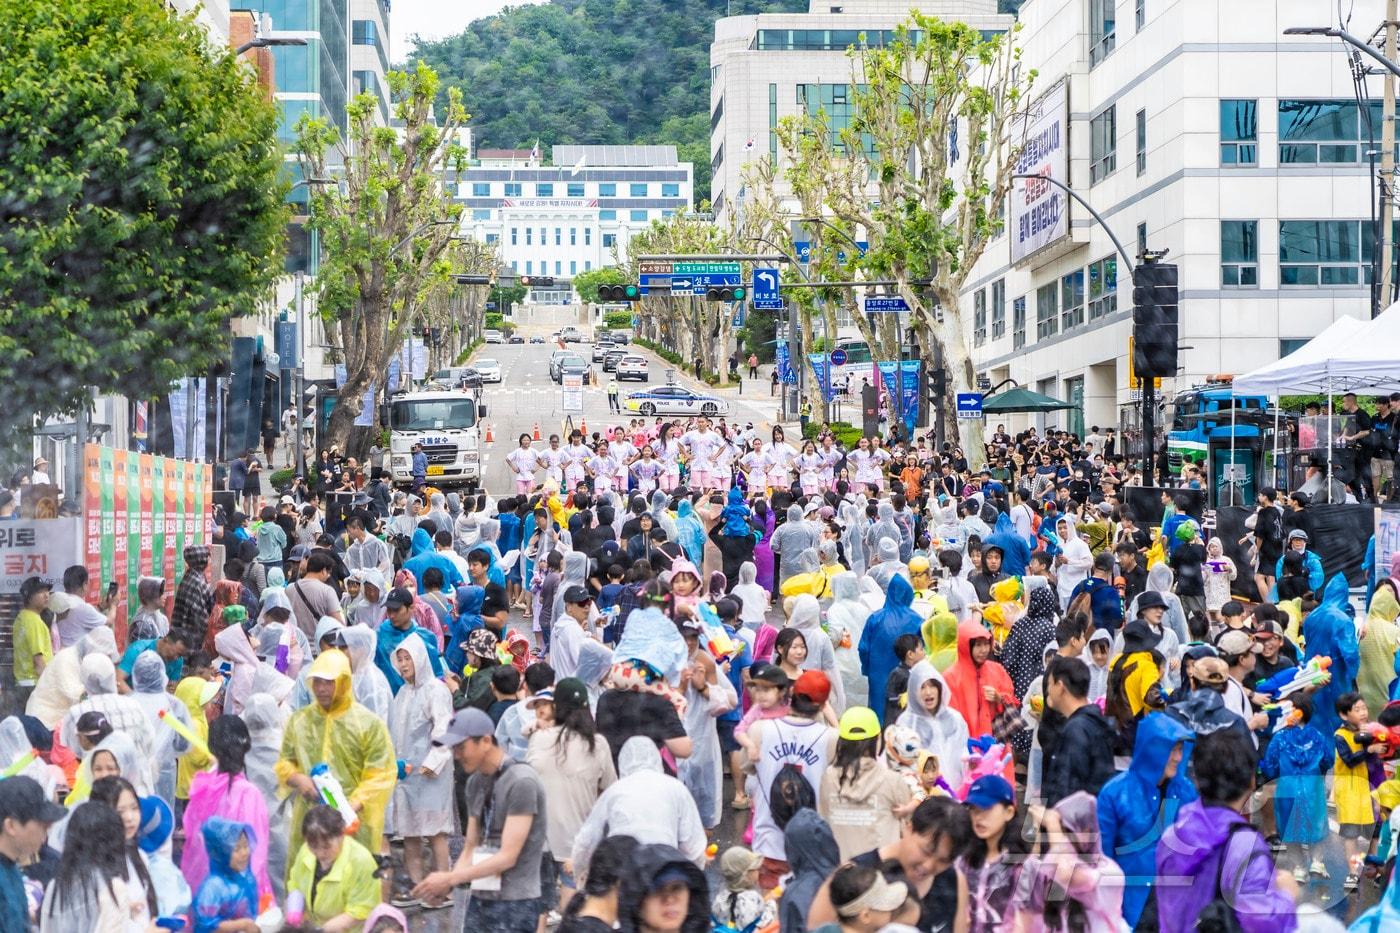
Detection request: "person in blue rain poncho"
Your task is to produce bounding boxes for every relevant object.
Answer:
[190,817,260,933]
[1259,699,1330,878]
[983,511,1033,577]
[1303,573,1361,737]
[673,498,707,567]
[375,588,446,693]
[447,584,485,677]
[1097,711,1197,928]
[402,527,463,594]
[857,573,924,725]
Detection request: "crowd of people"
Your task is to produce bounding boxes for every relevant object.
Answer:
[8,411,1400,932]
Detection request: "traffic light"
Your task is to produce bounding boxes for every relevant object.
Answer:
[704,285,747,302]
[519,275,555,287]
[598,284,642,302]
[1131,261,1179,379]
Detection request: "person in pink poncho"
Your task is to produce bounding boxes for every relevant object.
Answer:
[395,567,445,652]
[180,714,272,900]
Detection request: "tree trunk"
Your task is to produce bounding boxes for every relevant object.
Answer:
[932,286,986,470]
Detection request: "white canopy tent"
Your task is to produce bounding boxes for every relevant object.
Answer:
[1231,303,1400,497]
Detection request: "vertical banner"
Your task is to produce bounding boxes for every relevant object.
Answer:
[151,457,165,599]
[900,360,921,436]
[875,361,899,424]
[99,447,116,597]
[775,344,796,385]
[1376,506,1400,579]
[84,446,103,593]
[171,459,185,587]
[807,354,838,403]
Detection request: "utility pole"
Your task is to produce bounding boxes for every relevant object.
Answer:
[1381,0,1398,316]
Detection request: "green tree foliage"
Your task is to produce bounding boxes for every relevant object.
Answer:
[572,266,628,304]
[0,0,288,433]
[407,0,806,201]
[491,283,527,314]
[603,310,635,329]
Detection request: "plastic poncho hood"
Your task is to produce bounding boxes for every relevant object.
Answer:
[613,607,689,685]
[897,660,969,788]
[305,649,354,717]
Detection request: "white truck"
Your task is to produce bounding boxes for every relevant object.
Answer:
[386,388,486,490]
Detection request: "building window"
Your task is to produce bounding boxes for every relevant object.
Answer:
[1221,221,1259,287]
[585,260,592,270]
[537,183,554,197]
[585,228,592,245]
[630,183,648,197]
[1279,220,1370,286]
[770,83,779,161]
[629,209,648,222]
[1012,296,1027,349]
[1090,106,1116,184]
[555,227,562,246]
[1220,100,1258,165]
[1061,269,1085,330]
[485,233,498,245]
[567,183,585,197]
[1036,282,1059,340]
[599,183,617,197]
[1136,0,1145,29]
[555,261,562,275]
[662,183,680,198]
[1137,222,1148,258]
[510,227,518,246]
[991,278,1006,338]
[526,260,533,274]
[603,233,617,248]
[525,228,532,246]
[570,228,577,246]
[1135,109,1147,176]
[1088,256,1117,319]
[973,289,987,347]
[351,20,388,73]
[539,227,546,244]
[471,209,491,221]
[472,182,490,197]
[1280,338,1309,357]
[504,183,522,197]
[1277,99,1388,164]
[570,260,577,275]
[1090,0,1116,66]
[599,209,617,221]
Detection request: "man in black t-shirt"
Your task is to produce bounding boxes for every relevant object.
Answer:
[595,685,691,775]
[1340,393,1373,500]
[468,548,510,637]
[807,796,972,933]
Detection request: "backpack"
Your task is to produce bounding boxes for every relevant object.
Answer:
[768,763,817,832]
[1194,823,1262,933]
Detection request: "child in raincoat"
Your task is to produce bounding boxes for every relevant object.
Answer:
[175,676,220,801]
[1259,696,1330,881]
[386,634,455,893]
[190,817,260,933]
[1202,537,1238,618]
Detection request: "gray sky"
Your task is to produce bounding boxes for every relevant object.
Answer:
[390,0,545,62]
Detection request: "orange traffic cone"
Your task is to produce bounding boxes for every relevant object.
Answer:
[533,421,541,441]
[485,421,494,444]
[580,417,588,437]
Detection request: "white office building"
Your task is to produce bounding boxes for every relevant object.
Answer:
[708,0,1014,220]
[451,145,694,282]
[961,0,1390,437]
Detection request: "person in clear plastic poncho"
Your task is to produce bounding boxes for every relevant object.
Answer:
[275,649,396,858]
[129,651,193,808]
[242,692,291,900]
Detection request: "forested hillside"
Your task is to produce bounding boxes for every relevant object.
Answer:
[408,0,807,201]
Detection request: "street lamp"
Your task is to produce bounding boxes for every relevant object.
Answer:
[1284,26,1400,79]
[235,35,308,55]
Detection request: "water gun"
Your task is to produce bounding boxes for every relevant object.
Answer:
[1254,656,1331,701]
[1262,701,1302,732]
[396,760,417,780]
[158,708,211,758]
[1359,724,1400,759]
[285,890,306,927]
[309,763,360,835]
[696,601,738,660]
[0,750,37,779]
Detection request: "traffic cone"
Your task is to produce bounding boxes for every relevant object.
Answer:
[580,417,587,437]
[533,421,541,441]
[485,421,494,444]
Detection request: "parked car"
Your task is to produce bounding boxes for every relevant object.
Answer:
[616,355,649,382]
[602,347,628,372]
[560,326,583,343]
[529,336,545,344]
[484,329,504,344]
[508,334,525,344]
[624,385,729,417]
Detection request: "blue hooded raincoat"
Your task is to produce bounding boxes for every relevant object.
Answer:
[1303,573,1360,737]
[1097,711,1197,926]
[191,817,259,933]
[858,573,924,724]
[983,512,1033,577]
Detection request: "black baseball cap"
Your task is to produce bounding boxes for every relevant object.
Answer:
[19,576,52,603]
[0,775,65,824]
[385,587,416,610]
[564,585,592,604]
[750,663,791,687]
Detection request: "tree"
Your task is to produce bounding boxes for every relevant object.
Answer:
[298,62,468,452]
[0,0,288,436]
[832,16,1034,464]
[489,283,527,316]
[572,266,627,304]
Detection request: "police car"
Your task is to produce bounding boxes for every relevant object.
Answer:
[624,384,730,417]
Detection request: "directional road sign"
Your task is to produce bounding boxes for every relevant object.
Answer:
[639,261,672,296]
[956,392,984,420]
[793,241,868,264]
[674,261,740,276]
[752,267,783,311]
[863,294,910,314]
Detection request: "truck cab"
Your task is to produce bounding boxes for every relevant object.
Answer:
[1166,379,1274,505]
[387,388,485,490]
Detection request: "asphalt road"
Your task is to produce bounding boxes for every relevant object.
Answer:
[463,338,778,496]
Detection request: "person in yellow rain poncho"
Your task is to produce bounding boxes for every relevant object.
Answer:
[921,609,959,672]
[1359,581,1400,715]
[176,676,220,801]
[275,649,396,861]
[779,546,839,599]
[983,577,1024,649]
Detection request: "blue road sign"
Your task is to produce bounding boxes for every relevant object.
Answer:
[639,272,671,296]
[956,392,984,419]
[830,347,848,366]
[792,240,867,264]
[752,267,783,310]
[863,295,910,313]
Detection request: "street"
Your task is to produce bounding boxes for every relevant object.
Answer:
[464,336,784,496]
